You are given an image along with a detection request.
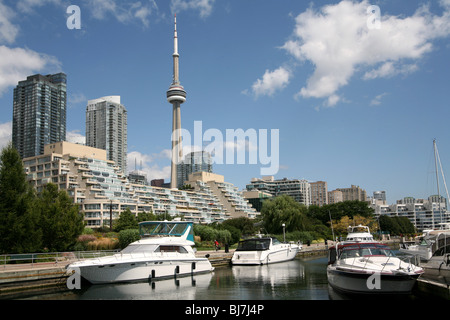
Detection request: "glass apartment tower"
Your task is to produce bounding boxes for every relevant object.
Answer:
[177,151,212,188]
[12,73,67,158]
[86,96,127,174]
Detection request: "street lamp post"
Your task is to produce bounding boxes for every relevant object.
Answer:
[282,223,286,243]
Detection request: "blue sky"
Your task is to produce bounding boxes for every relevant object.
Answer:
[0,0,449,204]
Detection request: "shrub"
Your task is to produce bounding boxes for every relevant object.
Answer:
[118,229,140,249]
[77,234,97,243]
[86,238,119,251]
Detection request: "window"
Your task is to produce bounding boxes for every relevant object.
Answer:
[155,245,188,253]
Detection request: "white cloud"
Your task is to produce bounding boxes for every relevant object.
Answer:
[363,62,419,80]
[0,46,62,96]
[68,92,87,107]
[259,0,450,106]
[250,67,291,98]
[170,0,215,18]
[66,130,86,144]
[370,92,388,106]
[0,1,63,96]
[0,1,19,44]
[16,0,63,14]
[0,121,12,150]
[127,150,171,182]
[84,0,159,27]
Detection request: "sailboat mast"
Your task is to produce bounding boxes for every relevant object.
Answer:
[434,139,442,227]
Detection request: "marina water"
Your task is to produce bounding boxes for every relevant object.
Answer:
[14,255,422,300]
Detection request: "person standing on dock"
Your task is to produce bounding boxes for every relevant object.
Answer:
[214,240,220,251]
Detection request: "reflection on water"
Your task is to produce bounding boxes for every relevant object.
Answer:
[15,255,421,300]
[69,256,330,300]
[78,273,213,300]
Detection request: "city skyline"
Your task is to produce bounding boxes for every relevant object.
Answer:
[0,1,449,204]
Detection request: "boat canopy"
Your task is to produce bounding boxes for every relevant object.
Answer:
[138,221,194,242]
[337,243,395,258]
[236,237,281,251]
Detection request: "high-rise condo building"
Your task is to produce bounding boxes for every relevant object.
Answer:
[177,151,213,188]
[310,181,328,206]
[12,73,67,158]
[336,185,368,202]
[246,176,311,206]
[86,96,127,174]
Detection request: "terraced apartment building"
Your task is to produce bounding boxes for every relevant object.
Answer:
[23,141,258,227]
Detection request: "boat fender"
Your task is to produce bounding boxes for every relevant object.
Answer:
[205,254,210,258]
[328,247,337,265]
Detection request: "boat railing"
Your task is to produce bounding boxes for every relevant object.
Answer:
[396,252,422,268]
[0,250,119,269]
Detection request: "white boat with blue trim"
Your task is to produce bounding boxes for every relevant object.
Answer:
[67,221,214,284]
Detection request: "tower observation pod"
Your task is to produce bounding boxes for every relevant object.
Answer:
[167,14,187,189]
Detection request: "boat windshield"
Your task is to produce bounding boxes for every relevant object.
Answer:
[236,238,271,251]
[338,243,395,259]
[121,244,158,254]
[138,221,194,242]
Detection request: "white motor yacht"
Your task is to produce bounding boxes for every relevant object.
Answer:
[414,231,450,284]
[231,237,301,265]
[400,226,450,261]
[67,221,214,284]
[327,242,423,294]
[342,225,374,244]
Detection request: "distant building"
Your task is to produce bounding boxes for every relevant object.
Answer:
[151,179,165,187]
[336,185,367,202]
[373,191,386,202]
[243,190,272,212]
[86,96,127,174]
[310,181,328,206]
[397,197,418,204]
[177,151,212,188]
[128,170,148,185]
[13,73,67,158]
[328,190,343,204]
[246,176,310,206]
[371,196,450,232]
[185,172,258,219]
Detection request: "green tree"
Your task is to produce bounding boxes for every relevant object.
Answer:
[221,217,257,235]
[0,143,41,253]
[137,211,157,222]
[34,183,84,252]
[261,195,309,234]
[379,215,416,235]
[118,229,140,249]
[115,208,138,232]
[307,200,375,226]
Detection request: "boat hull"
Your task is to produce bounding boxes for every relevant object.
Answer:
[231,246,299,265]
[327,267,421,294]
[69,258,214,284]
[420,256,450,284]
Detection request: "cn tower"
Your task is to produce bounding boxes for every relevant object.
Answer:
[167,14,187,189]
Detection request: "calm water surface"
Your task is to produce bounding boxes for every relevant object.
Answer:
[18,255,420,300]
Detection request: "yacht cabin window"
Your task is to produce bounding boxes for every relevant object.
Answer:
[155,245,188,253]
[236,238,271,251]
